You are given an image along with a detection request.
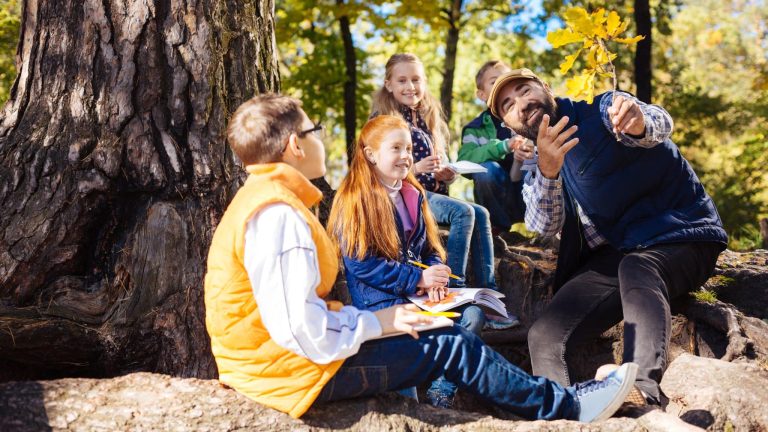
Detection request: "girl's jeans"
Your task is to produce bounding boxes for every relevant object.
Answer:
[426,303,484,402]
[426,191,496,289]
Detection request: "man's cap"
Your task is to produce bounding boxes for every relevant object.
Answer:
[488,68,545,118]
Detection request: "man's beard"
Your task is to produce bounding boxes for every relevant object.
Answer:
[511,97,557,141]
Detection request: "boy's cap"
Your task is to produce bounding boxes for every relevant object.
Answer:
[488,68,545,118]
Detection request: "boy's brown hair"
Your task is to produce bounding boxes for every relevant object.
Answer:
[227,93,305,165]
[475,60,511,89]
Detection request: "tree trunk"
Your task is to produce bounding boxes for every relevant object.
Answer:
[336,0,357,163]
[439,0,463,123]
[760,218,768,249]
[0,0,279,380]
[634,0,652,103]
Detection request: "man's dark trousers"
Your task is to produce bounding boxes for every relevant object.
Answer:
[527,241,723,403]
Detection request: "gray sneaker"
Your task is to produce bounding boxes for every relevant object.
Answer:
[572,362,639,422]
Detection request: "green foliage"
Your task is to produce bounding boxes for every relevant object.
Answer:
[275,0,379,187]
[0,0,20,104]
[704,134,768,238]
[707,275,735,288]
[729,222,766,251]
[655,0,768,248]
[691,288,718,304]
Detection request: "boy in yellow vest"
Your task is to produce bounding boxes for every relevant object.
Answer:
[204,93,638,422]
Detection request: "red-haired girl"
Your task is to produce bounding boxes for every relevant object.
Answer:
[328,115,486,408]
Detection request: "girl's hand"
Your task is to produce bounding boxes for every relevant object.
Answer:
[417,264,450,289]
[421,285,449,302]
[413,155,441,175]
[434,167,456,182]
[373,304,433,339]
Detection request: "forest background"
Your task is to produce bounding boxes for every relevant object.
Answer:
[0,0,765,250]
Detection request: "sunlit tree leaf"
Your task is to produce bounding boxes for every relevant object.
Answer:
[547,28,585,48]
[614,35,645,44]
[564,7,595,37]
[559,49,581,75]
[566,70,596,103]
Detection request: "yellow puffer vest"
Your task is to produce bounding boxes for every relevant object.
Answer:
[204,163,343,418]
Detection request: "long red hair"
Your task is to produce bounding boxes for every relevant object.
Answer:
[328,115,446,261]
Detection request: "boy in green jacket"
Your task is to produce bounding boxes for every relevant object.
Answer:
[459,60,534,233]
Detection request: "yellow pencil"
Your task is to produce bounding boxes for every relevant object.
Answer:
[415,311,461,318]
[407,260,462,280]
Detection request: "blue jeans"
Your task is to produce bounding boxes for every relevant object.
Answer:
[426,192,496,289]
[427,304,485,401]
[471,161,526,231]
[315,326,577,420]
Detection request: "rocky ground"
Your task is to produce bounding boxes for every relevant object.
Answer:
[1,244,766,431]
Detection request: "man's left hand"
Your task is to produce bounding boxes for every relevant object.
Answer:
[608,95,646,136]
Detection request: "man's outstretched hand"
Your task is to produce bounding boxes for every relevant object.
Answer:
[537,114,579,179]
[608,95,646,137]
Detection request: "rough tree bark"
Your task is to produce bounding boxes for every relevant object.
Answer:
[634,0,652,103]
[0,0,279,380]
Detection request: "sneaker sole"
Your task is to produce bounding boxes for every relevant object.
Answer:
[590,362,639,422]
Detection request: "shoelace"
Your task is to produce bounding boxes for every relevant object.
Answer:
[574,378,611,397]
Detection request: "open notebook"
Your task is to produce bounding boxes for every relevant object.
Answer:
[408,288,508,318]
[446,160,487,174]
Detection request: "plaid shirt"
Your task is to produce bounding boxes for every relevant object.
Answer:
[522,91,674,248]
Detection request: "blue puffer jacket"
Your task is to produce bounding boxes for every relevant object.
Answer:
[552,92,727,290]
[342,182,442,311]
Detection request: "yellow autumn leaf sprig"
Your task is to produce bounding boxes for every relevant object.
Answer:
[547,7,644,103]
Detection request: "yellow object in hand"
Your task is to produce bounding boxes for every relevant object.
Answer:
[407,260,463,280]
[415,311,461,318]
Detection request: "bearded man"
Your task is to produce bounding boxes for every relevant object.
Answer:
[487,68,727,406]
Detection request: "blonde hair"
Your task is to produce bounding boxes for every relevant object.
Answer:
[328,115,445,261]
[227,94,304,165]
[371,53,450,155]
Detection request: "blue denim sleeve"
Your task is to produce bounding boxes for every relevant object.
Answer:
[342,254,422,296]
